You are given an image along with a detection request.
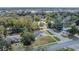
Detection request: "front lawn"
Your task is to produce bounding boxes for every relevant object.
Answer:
[31,35,59,47]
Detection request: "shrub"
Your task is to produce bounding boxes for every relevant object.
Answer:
[21,32,35,46]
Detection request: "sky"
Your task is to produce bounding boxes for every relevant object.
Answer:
[0,0,79,7]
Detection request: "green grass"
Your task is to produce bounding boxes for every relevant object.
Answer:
[32,40,57,51]
[31,29,60,47]
[31,35,59,47]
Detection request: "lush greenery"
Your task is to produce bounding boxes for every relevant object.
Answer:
[0,9,79,51]
[46,13,63,31]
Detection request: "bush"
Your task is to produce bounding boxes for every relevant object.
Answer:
[21,32,35,46]
[68,25,78,36]
[48,21,52,28]
[31,22,39,30]
[0,36,10,51]
[34,16,40,22]
[0,25,5,34]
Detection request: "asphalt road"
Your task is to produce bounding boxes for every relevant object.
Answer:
[46,39,79,51]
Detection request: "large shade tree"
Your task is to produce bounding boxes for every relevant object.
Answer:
[21,31,35,46]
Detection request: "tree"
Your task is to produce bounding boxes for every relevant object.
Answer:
[68,25,77,37]
[24,16,33,32]
[31,22,39,30]
[50,19,63,31]
[47,21,52,28]
[11,19,25,33]
[2,17,17,27]
[21,32,35,46]
[34,15,40,22]
[10,16,33,33]
[45,16,51,23]
[46,13,56,18]
[0,25,5,34]
[0,36,10,51]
